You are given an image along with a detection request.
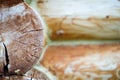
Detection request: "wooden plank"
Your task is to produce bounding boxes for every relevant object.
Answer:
[38,0,120,40]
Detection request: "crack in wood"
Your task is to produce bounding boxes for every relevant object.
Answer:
[3,43,9,76]
[22,29,43,34]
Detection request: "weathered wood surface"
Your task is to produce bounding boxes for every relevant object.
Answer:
[38,0,120,40]
[0,0,44,76]
[41,43,120,80]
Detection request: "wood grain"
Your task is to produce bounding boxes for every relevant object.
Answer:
[38,0,120,40]
[41,43,120,80]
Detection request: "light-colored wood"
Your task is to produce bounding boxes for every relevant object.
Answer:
[41,43,120,80]
[38,0,120,40]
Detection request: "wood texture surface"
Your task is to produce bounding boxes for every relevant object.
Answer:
[0,2,44,76]
[38,0,120,40]
[41,43,120,80]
